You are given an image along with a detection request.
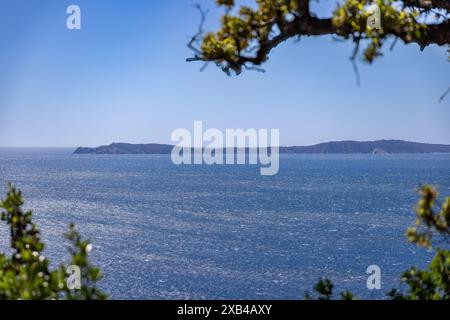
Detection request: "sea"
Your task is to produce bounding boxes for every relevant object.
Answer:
[0,148,449,299]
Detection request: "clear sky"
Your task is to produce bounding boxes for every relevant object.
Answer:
[0,0,449,147]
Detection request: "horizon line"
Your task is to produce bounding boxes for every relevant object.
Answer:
[2,138,450,149]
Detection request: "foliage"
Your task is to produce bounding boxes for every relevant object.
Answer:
[0,183,107,300]
[308,185,450,300]
[406,185,450,248]
[188,0,449,74]
[389,185,450,300]
[305,278,355,300]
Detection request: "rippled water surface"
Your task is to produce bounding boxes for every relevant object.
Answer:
[1,149,449,299]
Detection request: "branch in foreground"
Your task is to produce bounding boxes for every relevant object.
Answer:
[187,1,449,75]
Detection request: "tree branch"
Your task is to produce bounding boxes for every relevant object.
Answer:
[187,1,449,74]
[403,0,450,11]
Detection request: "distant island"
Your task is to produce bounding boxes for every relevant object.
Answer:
[74,140,450,154]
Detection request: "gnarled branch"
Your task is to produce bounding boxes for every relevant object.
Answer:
[187,0,449,75]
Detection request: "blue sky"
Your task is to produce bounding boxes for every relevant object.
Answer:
[0,0,449,147]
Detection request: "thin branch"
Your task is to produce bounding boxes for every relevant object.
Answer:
[186,4,209,61]
[244,64,266,73]
[439,85,450,103]
[200,62,209,72]
[350,36,362,86]
[390,37,399,51]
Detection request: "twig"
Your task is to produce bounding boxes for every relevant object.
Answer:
[244,64,266,73]
[390,37,399,51]
[350,36,361,86]
[439,85,450,103]
[186,4,209,62]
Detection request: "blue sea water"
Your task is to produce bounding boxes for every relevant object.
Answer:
[0,149,449,299]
